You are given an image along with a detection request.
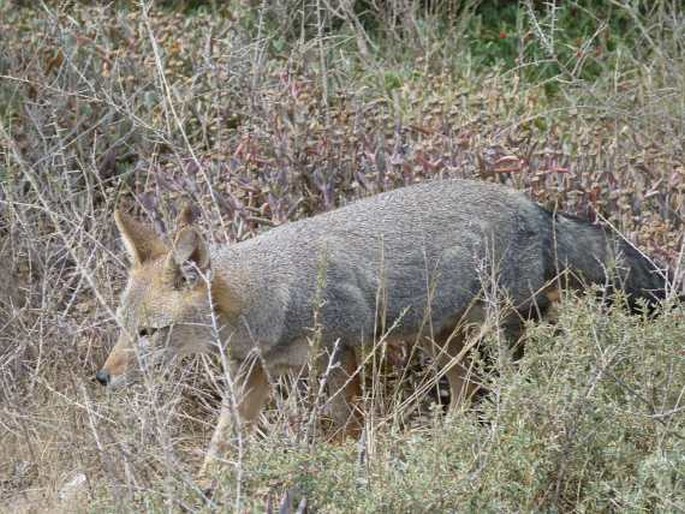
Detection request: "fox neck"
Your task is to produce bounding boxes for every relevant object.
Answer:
[210,274,244,321]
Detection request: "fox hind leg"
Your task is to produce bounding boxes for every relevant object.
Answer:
[431,330,482,412]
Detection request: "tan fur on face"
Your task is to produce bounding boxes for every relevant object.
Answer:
[101,342,133,377]
[100,210,219,383]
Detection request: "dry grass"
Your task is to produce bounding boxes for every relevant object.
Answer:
[1,1,684,512]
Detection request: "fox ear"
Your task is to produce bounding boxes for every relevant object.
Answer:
[168,226,210,285]
[172,227,209,269]
[114,209,168,265]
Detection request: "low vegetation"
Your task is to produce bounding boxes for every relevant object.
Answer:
[1,1,683,512]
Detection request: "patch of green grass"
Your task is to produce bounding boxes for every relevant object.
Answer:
[218,298,685,512]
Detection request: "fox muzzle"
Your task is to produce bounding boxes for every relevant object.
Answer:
[95,369,111,386]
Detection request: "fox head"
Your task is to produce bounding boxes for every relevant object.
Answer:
[96,207,216,388]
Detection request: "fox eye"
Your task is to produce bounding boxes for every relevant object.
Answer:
[177,263,200,288]
[138,327,158,338]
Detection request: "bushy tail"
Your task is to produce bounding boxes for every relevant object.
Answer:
[543,210,673,311]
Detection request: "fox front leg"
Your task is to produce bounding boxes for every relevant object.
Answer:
[197,360,270,490]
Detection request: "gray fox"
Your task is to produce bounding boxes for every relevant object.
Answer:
[95,179,672,481]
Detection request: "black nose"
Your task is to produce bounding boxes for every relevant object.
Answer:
[95,370,111,386]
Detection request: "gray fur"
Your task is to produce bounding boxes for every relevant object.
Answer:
[213,179,668,369]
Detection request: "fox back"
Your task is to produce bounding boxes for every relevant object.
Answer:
[213,180,558,368]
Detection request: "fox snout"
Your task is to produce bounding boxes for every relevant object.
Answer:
[95,369,111,386]
[97,326,185,388]
[95,340,136,388]
[94,363,125,388]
